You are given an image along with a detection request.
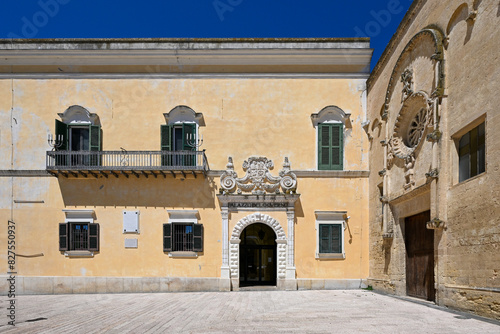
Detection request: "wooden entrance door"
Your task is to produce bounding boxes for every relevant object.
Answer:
[405,211,435,301]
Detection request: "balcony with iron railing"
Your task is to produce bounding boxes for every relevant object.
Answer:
[46,150,209,178]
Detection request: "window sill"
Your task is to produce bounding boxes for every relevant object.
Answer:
[454,171,486,188]
[294,170,369,178]
[64,250,94,258]
[168,251,198,258]
[316,253,345,259]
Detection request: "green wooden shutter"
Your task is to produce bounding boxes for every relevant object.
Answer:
[319,224,330,253]
[319,224,342,254]
[89,125,101,151]
[318,124,331,170]
[55,119,68,151]
[89,125,101,166]
[193,224,203,252]
[331,124,343,170]
[318,124,343,170]
[331,224,342,253]
[161,125,172,166]
[161,125,172,151]
[59,223,68,251]
[163,224,172,252]
[88,223,99,251]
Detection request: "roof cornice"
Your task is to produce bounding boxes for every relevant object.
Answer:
[0,38,372,74]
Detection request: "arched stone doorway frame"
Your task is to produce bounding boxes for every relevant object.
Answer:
[229,213,287,289]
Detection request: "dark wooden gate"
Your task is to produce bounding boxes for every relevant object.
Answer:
[405,211,435,301]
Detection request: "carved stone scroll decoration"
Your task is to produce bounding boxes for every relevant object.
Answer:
[220,156,297,195]
[386,137,395,169]
[401,68,414,102]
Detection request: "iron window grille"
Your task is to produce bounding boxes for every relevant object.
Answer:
[59,222,99,252]
[163,223,203,252]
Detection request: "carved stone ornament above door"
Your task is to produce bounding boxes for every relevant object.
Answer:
[220,156,297,195]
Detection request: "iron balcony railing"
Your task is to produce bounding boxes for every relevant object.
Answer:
[46,150,208,174]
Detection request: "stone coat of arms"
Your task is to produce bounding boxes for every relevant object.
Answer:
[220,156,297,195]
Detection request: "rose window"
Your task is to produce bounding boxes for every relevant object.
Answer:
[405,108,427,148]
[391,92,431,159]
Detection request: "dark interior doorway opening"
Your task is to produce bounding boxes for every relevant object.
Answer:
[240,223,277,287]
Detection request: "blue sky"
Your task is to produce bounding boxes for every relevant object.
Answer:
[0,0,413,69]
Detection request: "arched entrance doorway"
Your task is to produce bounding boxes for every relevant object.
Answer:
[239,223,277,286]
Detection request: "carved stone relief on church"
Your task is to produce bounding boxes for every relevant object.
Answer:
[400,68,414,102]
[382,27,445,185]
[387,88,433,190]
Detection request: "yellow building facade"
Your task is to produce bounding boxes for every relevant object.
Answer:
[0,38,372,292]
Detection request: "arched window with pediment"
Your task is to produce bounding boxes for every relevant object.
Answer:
[311,106,351,171]
[161,105,205,166]
[55,105,101,152]
[53,105,102,167]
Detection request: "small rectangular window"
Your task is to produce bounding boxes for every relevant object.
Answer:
[319,224,342,254]
[315,211,346,259]
[164,223,203,253]
[459,122,485,182]
[59,222,100,252]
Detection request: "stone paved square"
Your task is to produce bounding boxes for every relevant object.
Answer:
[1,290,499,333]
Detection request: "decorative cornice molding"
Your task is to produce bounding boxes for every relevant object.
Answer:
[387,182,430,205]
[0,40,372,74]
[291,170,370,178]
[0,73,371,80]
[0,37,370,48]
[0,170,52,177]
[2,169,370,179]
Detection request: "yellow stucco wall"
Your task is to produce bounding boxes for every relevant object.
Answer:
[1,76,369,281]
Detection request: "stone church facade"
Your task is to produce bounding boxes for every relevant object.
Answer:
[0,0,499,322]
[365,0,500,320]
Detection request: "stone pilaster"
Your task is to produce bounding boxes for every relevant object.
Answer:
[219,208,231,291]
[285,210,297,290]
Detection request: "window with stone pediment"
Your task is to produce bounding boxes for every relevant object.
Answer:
[161,105,204,167]
[52,105,102,167]
[311,106,350,171]
[318,123,344,170]
[54,105,101,152]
